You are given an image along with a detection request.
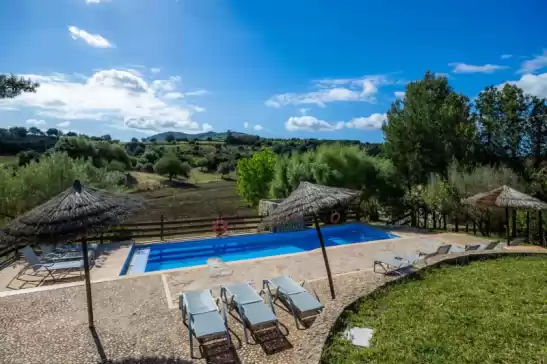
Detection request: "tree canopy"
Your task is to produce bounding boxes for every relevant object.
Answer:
[0,74,39,99]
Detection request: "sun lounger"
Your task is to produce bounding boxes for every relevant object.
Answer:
[221,282,278,343]
[373,256,415,275]
[466,240,501,251]
[263,275,323,329]
[180,289,231,358]
[43,249,95,262]
[22,246,86,282]
[418,244,454,258]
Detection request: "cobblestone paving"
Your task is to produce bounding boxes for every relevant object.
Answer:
[0,235,544,364]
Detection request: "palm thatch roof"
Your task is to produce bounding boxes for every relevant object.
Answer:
[264,182,360,224]
[461,185,547,210]
[2,180,143,245]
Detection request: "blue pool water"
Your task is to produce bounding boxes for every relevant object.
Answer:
[120,223,398,275]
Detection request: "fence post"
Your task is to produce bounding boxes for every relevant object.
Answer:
[432,211,437,229]
[511,209,517,238]
[443,214,447,230]
[465,215,469,233]
[539,211,544,246]
[160,214,164,241]
[526,211,530,243]
[473,221,476,235]
[423,207,428,229]
[455,215,459,232]
[487,214,491,236]
[355,205,360,221]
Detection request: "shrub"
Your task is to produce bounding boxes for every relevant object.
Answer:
[154,154,191,180]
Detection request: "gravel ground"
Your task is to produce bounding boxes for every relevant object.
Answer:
[1,245,544,364]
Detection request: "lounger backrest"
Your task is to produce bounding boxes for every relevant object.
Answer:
[40,244,55,255]
[183,290,217,315]
[271,276,306,295]
[437,245,452,255]
[485,241,500,250]
[23,246,42,268]
[224,283,262,305]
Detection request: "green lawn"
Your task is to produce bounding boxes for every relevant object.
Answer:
[322,256,547,364]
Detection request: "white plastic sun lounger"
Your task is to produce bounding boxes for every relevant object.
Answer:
[221,282,278,343]
[263,275,323,329]
[180,289,231,358]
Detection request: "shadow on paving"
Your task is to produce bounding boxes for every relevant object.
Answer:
[92,327,242,364]
[103,358,194,364]
[252,326,293,356]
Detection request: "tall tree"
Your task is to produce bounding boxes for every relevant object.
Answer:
[526,96,547,169]
[499,84,529,163]
[383,71,474,188]
[474,86,504,164]
[0,74,39,99]
[27,127,43,136]
[8,126,27,138]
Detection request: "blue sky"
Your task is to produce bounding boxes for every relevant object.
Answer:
[1,0,546,142]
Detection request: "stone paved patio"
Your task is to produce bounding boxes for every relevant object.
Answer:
[1,229,542,364]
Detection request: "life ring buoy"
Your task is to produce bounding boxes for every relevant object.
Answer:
[330,211,341,224]
[212,219,228,236]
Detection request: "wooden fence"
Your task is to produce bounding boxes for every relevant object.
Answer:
[390,206,546,246]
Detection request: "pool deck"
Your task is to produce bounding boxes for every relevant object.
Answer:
[1,227,542,363]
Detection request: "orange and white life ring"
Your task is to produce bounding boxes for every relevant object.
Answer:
[212,219,228,236]
[330,210,341,224]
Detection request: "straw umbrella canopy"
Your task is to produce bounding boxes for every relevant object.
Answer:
[461,185,547,244]
[264,182,361,299]
[3,180,143,328]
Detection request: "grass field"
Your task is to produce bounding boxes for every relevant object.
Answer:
[0,155,17,165]
[321,256,547,364]
[129,172,253,222]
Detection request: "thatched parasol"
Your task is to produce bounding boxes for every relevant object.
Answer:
[3,180,143,328]
[461,185,547,244]
[264,182,360,299]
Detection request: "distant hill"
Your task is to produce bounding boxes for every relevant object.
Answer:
[146,131,254,142]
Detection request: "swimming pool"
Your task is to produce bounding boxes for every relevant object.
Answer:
[120,223,398,275]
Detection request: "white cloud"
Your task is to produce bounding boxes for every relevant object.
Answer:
[519,50,547,74]
[253,124,263,131]
[25,119,45,126]
[299,108,310,115]
[501,54,513,60]
[150,68,161,74]
[57,121,71,127]
[163,92,184,100]
[86,0,108,4]
[346,113,386,130]
[285,115,344,132]
[184,90,209,97]
[448,63,508,73]
[243,121,249,129]
[68,26,114,48]
[0,69,209,133]
[501,73,547,99]
[394,91,405,99]
[266,75,390,108]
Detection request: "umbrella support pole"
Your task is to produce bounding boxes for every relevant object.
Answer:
[82,238,94,328]
[505,208,511,245]
[313,214,336,300]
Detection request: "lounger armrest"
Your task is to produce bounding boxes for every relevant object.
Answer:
[33,262,54,269]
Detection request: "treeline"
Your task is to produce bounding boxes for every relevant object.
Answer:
[236,71,547,239]
[0,152,127,227]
